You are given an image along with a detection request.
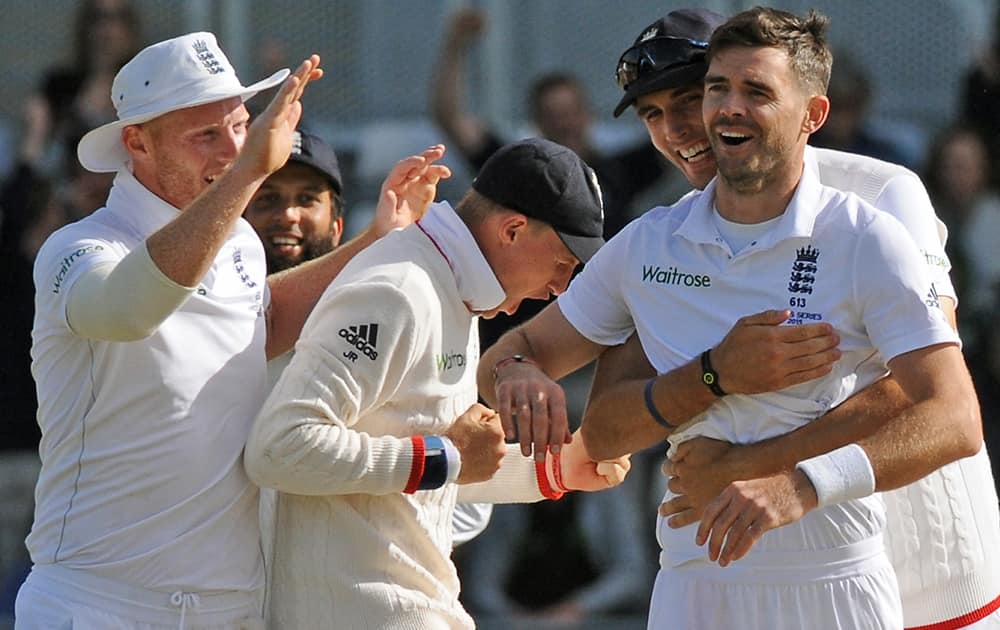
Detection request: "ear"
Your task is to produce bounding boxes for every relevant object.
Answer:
[802,94,830,135]
[497,212,530,247]
[122,124,153,162]
[331,216,345,247]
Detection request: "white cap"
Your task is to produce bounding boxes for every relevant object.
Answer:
[77,32,290,173]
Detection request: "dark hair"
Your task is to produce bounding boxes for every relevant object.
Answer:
[527,73,587,121]
[709,6,832,95]
[329,190,345,221]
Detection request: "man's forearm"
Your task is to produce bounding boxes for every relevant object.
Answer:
[583,357,716,460]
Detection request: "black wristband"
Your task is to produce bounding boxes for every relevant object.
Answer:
[418,436,449,490]
[700,349,727,397]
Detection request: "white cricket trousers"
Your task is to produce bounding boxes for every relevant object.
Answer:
[647,535,903,629]
[14,564,264,630]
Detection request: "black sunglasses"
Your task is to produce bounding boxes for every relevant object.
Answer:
[615,36,709,90]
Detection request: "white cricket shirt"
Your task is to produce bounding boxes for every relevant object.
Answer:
[28,169,267,594]
[560,164,958,571]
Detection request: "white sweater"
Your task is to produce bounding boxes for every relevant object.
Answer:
[245,203,543,629]
[809,147,1000,627]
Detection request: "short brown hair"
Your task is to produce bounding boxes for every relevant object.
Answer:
[708,6,832,96]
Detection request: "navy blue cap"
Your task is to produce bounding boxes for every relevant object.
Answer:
[613,8,727,117]
[472,138,605,262]
[287,129,342,194]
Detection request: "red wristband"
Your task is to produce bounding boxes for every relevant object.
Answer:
[535,449,566,500]
[550,451,570,494]
[404,435,426,494]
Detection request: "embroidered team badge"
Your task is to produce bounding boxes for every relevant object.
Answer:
[788,246,819,295]
[192,39,225,75]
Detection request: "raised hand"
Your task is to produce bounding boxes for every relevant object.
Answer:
[241,55,323,178]
[445,403,506,484]
[371,144,452,237]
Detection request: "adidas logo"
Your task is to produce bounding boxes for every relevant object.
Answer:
[339,323,379,360]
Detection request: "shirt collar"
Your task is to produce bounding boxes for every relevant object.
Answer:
[104,169,182,238]
[416,201,506,312]
[675,161,824,249]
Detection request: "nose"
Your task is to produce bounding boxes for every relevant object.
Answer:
[219,127,244,162]
[275,204,302,225]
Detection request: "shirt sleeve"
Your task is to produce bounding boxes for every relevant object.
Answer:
[245,279,427,496]
[853,211,960,362]
[556,227,637,346]
[873,173,956,303]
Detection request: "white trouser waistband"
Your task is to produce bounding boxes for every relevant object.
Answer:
[661,533,888,583]
[25,563,260,627]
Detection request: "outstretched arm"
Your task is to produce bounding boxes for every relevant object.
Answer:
[581,309,841,461]
[477,302,607,460]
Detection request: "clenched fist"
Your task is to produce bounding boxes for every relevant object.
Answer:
[446,403,506,484]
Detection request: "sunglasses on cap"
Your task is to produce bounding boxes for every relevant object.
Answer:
[614,36,709,90]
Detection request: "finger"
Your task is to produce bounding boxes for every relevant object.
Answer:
[425,164,452,182]
[723,520,765,565]
[660,457,672,477]
[667,509,700,530]
[515,402,533,457]
[739,309,792,327]
[421,144,446,160]
[706,504,741,562]
[778,363,837,388]
[497,391,516,441]
[529,391,551,462]
[658,495,688,517]
[773,321,835,344]
[666,476,684,494]
[696,493,729,547]
[292,55,322,100]
[545,391,568,456]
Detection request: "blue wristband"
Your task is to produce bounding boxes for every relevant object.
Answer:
[644,377,675,429]
[418,435,449,490]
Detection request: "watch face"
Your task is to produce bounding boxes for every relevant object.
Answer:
[703,372,716,385]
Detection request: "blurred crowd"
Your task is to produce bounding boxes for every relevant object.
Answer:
[1,3,999,628]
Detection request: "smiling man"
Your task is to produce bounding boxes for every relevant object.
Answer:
[244,128,344,273]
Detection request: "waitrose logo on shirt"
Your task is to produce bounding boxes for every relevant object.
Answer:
[641,265,712,288]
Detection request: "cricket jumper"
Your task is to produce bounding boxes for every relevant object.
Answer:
[812,147,1000,629]
[246,202,546,630]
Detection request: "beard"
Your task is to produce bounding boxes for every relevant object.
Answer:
[265,234,336,273]
[709,121,791,194]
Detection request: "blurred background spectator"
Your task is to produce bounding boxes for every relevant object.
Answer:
[0,3,142,627]
[809,50,922,169]
[0,2,998,628]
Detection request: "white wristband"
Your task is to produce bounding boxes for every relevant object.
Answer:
[440,436,462,484]
[795,444,876,508]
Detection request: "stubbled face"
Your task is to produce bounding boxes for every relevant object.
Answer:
[635,84,716,190]
[702,46,810,194]
[482,221,579,319]
[130,96,248,209]
[245,162,342,272]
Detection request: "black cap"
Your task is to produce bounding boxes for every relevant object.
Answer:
[287,129,342,194]
[613,8,726,117]
[472,138,605,262]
